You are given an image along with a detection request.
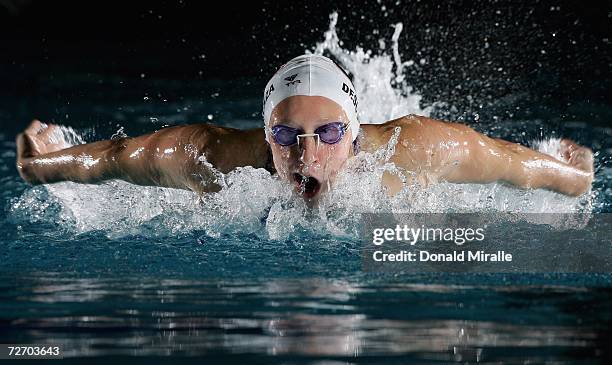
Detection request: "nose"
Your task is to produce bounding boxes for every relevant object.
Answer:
[298,135,319,165]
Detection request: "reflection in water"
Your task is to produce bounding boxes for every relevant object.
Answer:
[1,275,606,362]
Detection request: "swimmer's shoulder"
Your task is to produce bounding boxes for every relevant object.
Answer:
[170,123,268,173]
[146,123,247,148]
[360,114,439,149]
[131,123,250,167]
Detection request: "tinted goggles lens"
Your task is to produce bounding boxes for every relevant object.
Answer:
[271,122,347,146]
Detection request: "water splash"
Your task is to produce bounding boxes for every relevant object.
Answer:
[532,137,566,162]
[312,12,431,124]
[46,123,86,148]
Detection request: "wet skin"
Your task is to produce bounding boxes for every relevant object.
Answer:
[16,96,594,199]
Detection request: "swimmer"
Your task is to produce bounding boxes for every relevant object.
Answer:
[15,55,594,203]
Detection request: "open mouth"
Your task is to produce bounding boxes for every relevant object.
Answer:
[293,173,321,199]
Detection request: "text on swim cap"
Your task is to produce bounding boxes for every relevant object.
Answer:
[342,83,358,114]
[264,84,275,106]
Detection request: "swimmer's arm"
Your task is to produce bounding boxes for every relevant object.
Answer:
[16,121,228,194]
[434,121,594,196]
[392,116,594,196]
[453,134,594,196]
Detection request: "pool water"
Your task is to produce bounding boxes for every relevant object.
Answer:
[1,11,612,364]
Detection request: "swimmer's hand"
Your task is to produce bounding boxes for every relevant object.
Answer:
[16,120,71,182]
[560,138,594,175]
[17,120,70,156]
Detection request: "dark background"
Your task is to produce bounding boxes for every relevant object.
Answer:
[0,0,611,124]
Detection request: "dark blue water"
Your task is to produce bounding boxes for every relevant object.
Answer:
[2,274,612,363]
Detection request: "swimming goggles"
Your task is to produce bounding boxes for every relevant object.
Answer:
[270,122,350,148]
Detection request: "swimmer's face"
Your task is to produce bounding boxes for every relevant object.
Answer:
[268,95,353,203]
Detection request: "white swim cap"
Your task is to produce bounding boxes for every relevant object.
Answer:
[263,54,360,142]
